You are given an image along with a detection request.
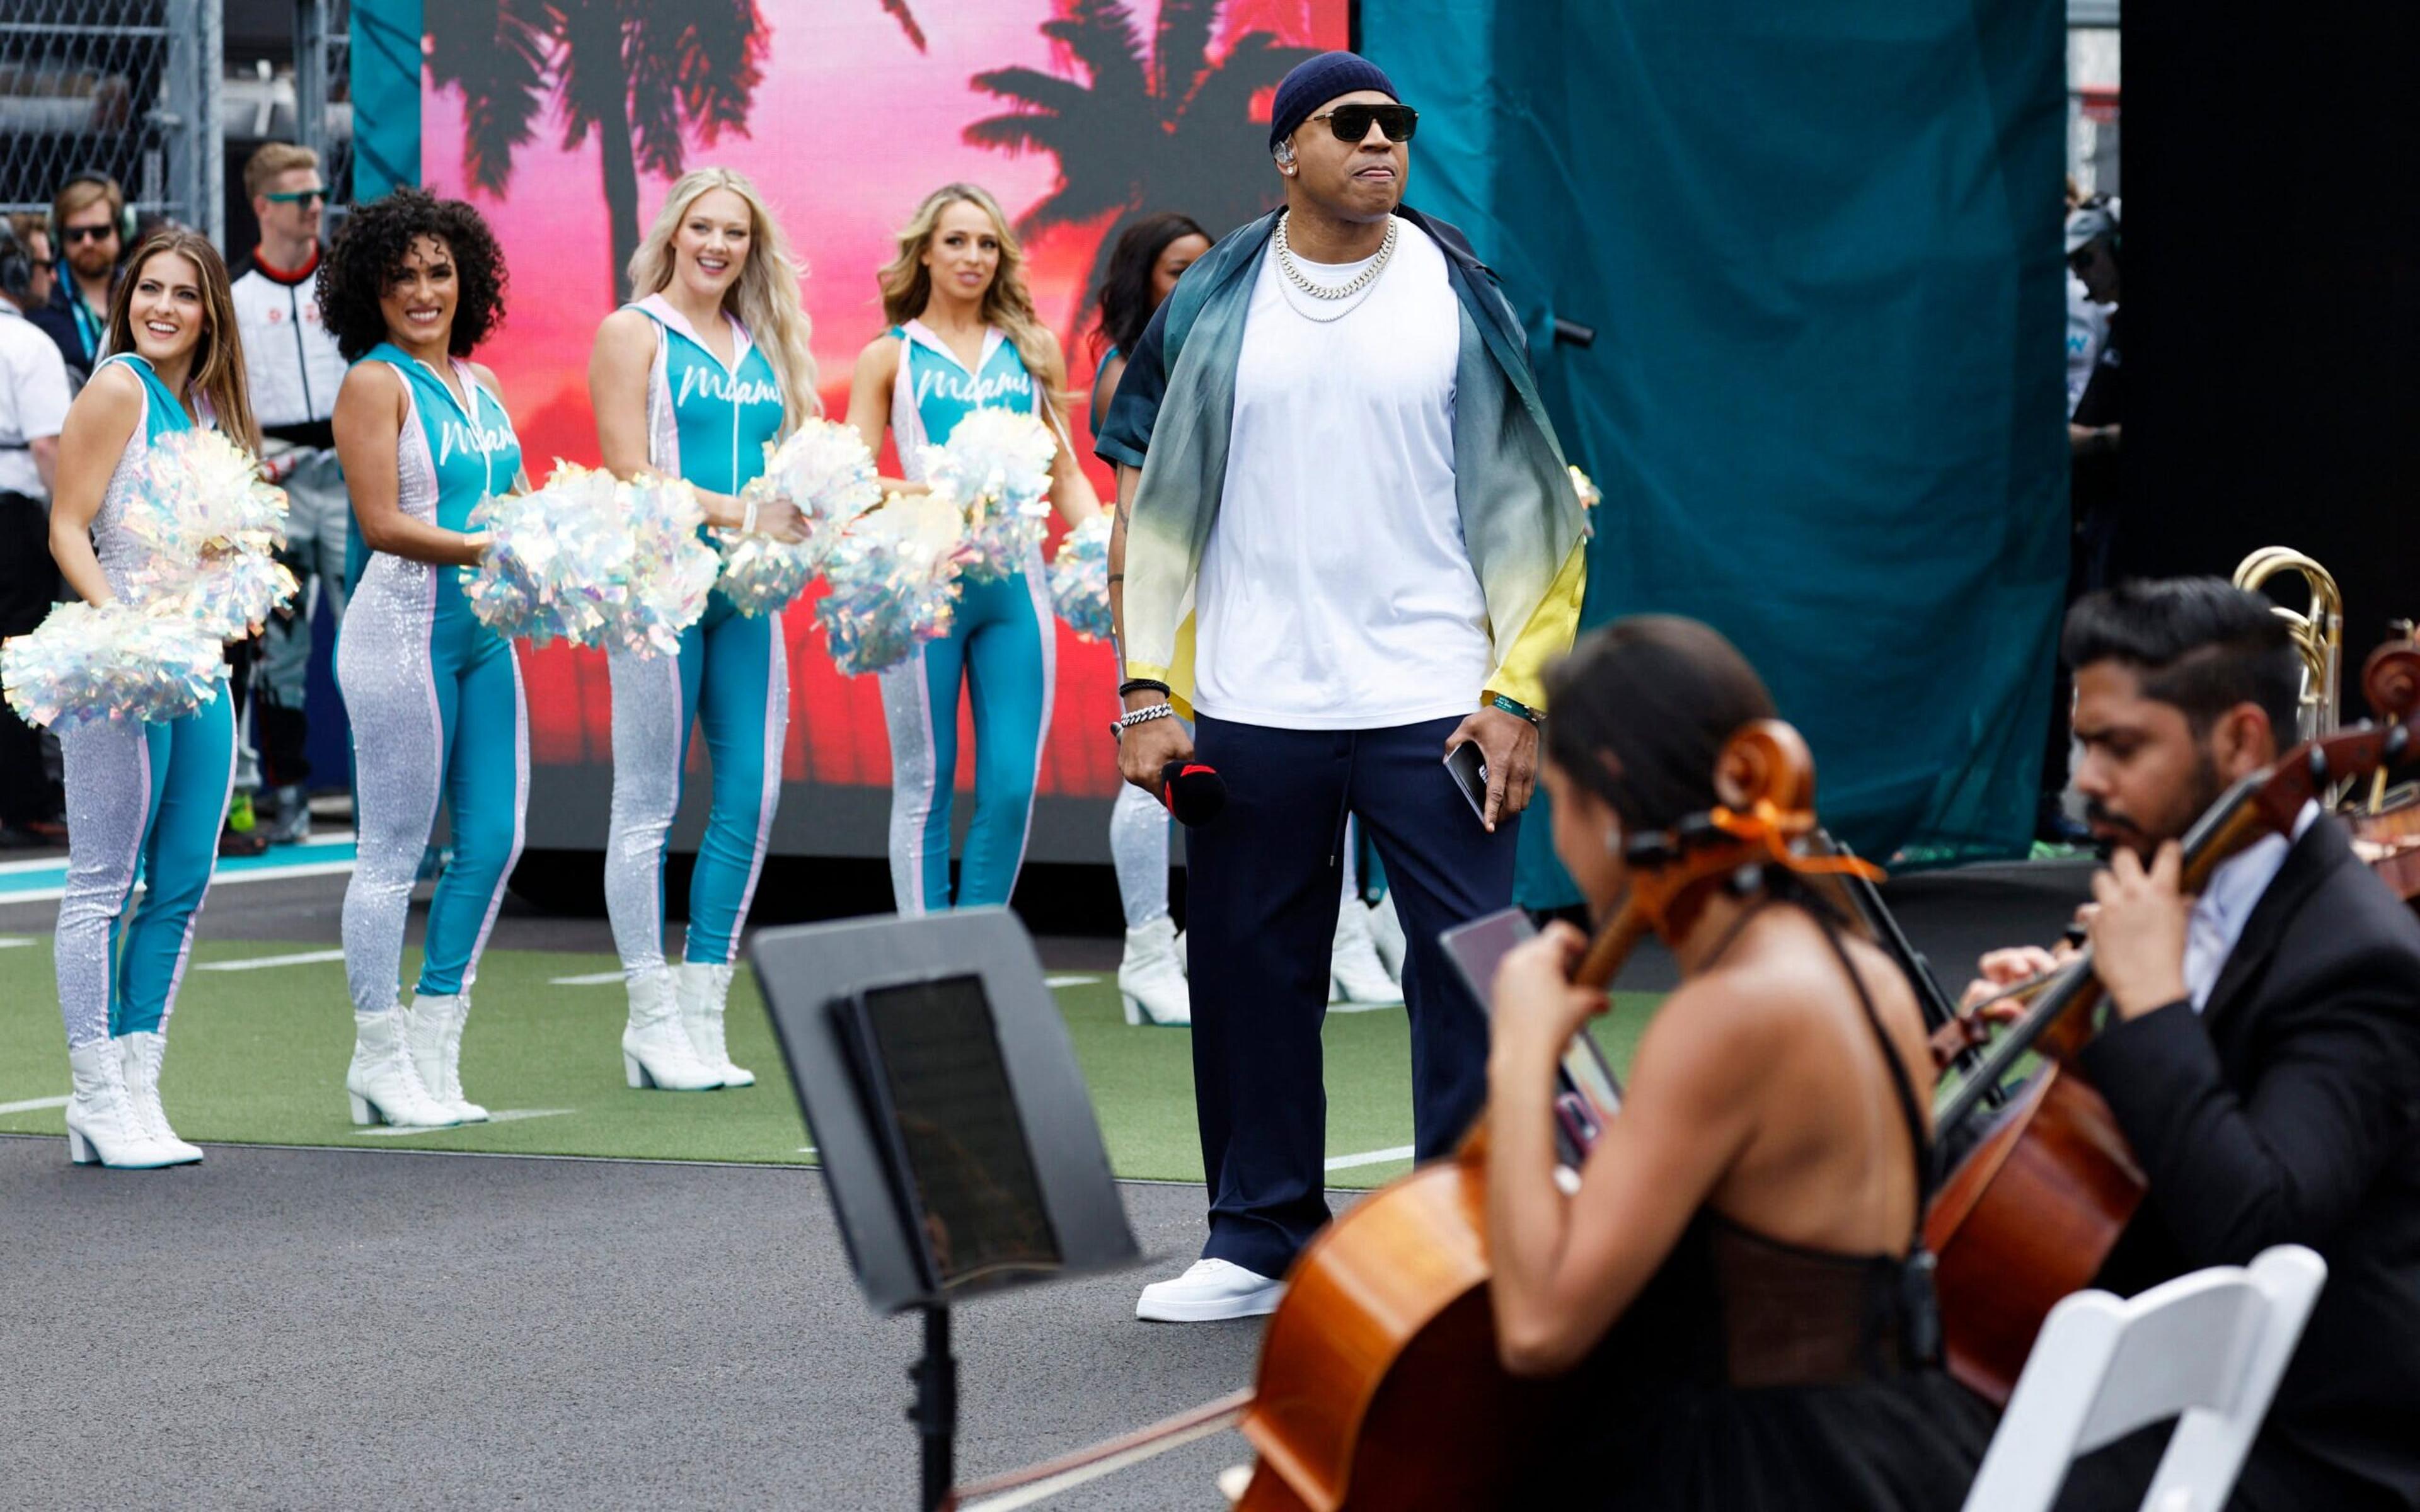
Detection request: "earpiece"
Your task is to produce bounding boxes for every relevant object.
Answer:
[0,221,31,302]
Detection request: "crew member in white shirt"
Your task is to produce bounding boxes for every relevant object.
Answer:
[231,142,351,844]
[0,219,72,845]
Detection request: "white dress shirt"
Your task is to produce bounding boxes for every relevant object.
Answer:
[2184,800,2319,1011]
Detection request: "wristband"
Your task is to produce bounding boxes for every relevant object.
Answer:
[740,491,761,536]
[1491,693,1541,725]
[1118,678,1171,700]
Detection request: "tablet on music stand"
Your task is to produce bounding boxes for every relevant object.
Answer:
[1441,908,1625,1142]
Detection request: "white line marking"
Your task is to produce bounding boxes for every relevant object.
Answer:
[197,948,349,972]
[1044,975,1097,988]
[0,936,35,948]
[1325,1144,1415,1172]
[350,1108,579,1137]
[549,970,628,986]
[0,833,354,877]
[797,1146,817,1155]
[0,859,360,907]
[0,1094,70,1115]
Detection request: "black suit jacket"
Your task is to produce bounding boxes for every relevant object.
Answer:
[2079,817,2420,1506]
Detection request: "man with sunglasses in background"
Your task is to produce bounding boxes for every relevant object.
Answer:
[29,173,126,386]
[1100,50,1587,1322]
[230,143,350,848]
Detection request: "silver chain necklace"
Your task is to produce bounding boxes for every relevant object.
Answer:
[1273,212,1398,319]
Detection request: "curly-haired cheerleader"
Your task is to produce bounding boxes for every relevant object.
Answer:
[846,184,1100,914]
[587,168,819,1091]
[323,190,528,1128]
[48,229,262,1167]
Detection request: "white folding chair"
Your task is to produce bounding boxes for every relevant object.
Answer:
[1961,1244,2327,1512]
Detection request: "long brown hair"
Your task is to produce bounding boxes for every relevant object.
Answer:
[877,183,1069,420]
[103,229,260,454]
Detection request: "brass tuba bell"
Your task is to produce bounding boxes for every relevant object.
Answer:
[2233,547,2343,742]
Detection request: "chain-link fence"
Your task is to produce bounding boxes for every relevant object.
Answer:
[0,0,222,244]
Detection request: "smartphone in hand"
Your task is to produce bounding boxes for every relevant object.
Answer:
[1444,740,1489,824]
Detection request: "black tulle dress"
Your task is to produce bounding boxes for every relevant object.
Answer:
[1533,912,1997,1509]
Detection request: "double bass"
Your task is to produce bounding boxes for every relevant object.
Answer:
[951,721,1876,1511]
[1923,635,2420,1403]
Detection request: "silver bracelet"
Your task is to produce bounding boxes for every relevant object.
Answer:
[1112,701,1173,740]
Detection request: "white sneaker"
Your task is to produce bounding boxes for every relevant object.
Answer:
[405,993,490,1123]
[117,1031,203,1165]
[1366,893,1408,983]
[675,961,754,1088]
[1330,899,1402,1009]
[1135,1258,1286,1323]
[347,1009,461,1128]
[622,968,722,1091]
[1117,917,1191,1026]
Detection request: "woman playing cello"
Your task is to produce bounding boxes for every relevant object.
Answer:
[1484,616,1992,1507]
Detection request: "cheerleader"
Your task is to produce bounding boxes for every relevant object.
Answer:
[846,184,1100,914]
[323,190,528,1128]
[587,168,817,1091]
[47,229,260,1167]
[1088,213,1207,1025]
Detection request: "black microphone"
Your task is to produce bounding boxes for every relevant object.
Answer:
[1158,760,1227,828]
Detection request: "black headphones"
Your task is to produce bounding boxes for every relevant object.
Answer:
[0,220,32,301]
[52,168,139,248]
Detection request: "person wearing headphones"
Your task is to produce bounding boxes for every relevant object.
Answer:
[0,219,72,846]
[29,172,130,384]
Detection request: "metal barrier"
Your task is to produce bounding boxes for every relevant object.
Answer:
[0,0,223,244]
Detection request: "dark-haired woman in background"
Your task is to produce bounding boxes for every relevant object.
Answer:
[321,188,529,1131]
[1484,616,1991,1508]
[48,229,261,1168]
[1089,212,1208,1026]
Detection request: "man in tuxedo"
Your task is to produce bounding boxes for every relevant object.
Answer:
[1966,577,2420,1509]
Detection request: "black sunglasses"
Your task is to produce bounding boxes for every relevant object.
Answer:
[62,224,116,244]
[1308,103,1419,144]
[265,187,328,206]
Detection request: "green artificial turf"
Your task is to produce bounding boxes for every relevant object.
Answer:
[0,936,1659,1187]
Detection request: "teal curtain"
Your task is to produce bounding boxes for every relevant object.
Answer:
[1368,1,2068,905]
[351,0,423,198]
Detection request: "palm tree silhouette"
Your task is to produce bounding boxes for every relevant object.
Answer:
[965,0,1313,314]
[425,0,928,304]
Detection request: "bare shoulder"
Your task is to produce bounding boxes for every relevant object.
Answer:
[851,331,903,387]
[594,306,657,357]
[1627,970,1775,1107]
[77,358,145,410]
[466,361,507,402]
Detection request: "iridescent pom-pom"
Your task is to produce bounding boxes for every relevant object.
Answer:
[717,420,886,617]
[611,472,718,658]
[465,462,634,648]
[118,428,298,636]
[1568,465,1602,538]
[2,600,221,730]
[921,408,1056,583]
[817,493,967,677]
[1047,515,1114,643]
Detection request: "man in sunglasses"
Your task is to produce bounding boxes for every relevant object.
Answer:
[29,173,126,384]
[1100,50,1587,1322]
[230,142,352,847]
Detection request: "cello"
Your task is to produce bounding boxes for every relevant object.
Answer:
[950,720,1875,1510]
[1922,634,2420,1404]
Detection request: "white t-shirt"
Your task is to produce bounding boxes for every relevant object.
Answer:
[2065,277,2109,418]
[1193,219,1491,730]
[0,303,71,500]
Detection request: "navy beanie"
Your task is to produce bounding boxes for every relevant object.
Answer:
[1267,51,1398,153]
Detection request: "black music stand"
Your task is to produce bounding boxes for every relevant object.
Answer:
[749,909,1140,1510]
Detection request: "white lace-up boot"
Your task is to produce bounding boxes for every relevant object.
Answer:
[675,960,754,1088]
[1118,917,1191,1026]
[64,1040,171,1168]
[347,1007,461,1128]
[1330,896,1402,1008]
[1366,893,1408,983]
[406,994,489,1123]
[117,1031,202,1165]
[623,968,722,1091]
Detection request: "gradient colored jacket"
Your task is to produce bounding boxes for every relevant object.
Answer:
[1095,206,1587,714]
